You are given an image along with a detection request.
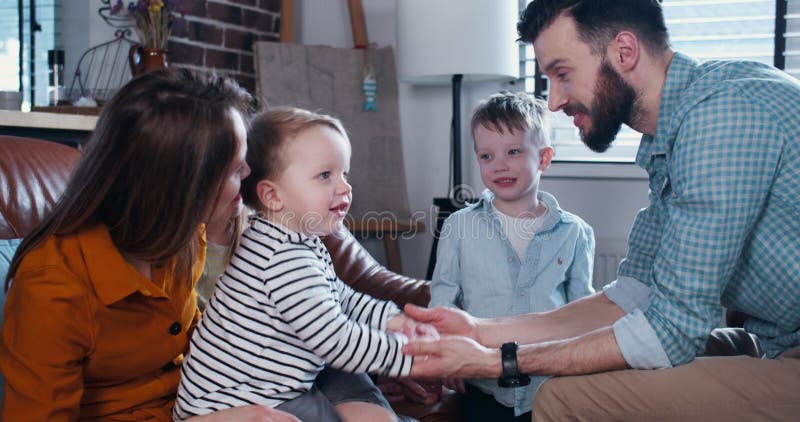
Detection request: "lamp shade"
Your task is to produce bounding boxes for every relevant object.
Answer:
[396,0,519,85]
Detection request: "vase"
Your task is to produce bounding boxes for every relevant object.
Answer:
[128,46,170,77]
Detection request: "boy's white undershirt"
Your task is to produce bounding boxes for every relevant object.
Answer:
[494,203,548,260]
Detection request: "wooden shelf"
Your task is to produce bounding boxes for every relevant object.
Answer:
[31,105,103,116]
[344,219,424,274]
[0,110,98,131]
[345,220,424,233]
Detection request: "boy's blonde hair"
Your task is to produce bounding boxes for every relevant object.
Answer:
[242,107,347,210]
[470,90,551,150]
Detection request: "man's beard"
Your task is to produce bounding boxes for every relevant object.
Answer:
[565,60,637,153]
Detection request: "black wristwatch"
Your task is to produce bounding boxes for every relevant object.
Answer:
[497,342,530,388]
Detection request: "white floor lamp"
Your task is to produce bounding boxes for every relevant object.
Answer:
[396,0,519,277]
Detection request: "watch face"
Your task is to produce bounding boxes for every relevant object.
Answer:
[501,342,518,354]
[498,374,531,388]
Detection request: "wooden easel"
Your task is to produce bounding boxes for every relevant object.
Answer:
[280,0,368,48]
[275,0,423,273]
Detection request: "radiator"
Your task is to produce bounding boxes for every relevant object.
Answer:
[592,238,629,291]
[590,239,731,326]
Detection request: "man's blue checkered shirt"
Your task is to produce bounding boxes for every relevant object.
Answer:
[607,52,800,367]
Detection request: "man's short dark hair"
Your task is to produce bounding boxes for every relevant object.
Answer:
[518,0,670,56]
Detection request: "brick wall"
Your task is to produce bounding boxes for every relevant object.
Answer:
[169,0,281,93]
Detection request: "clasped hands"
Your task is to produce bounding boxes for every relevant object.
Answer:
[383,304,501,401]
[384,311,446,403]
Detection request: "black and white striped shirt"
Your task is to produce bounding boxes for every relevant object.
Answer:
[173,218,412,419]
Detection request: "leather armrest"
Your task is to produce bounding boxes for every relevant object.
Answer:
[726,309,750,328]
[0,136,80,239]
[323,231,430,308]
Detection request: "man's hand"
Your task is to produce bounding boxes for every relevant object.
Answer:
[403,336,501,379]
[403,304,480,340]
[186,405,300,421]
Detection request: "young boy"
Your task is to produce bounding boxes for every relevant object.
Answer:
[429,91,595,421]
[175,107,433,421]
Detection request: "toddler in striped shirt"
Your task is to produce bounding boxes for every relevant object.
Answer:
[174,107,435,422]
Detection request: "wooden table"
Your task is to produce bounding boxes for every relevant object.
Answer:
[345,220,424,274]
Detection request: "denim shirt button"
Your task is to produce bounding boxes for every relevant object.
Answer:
[507,256,513,263]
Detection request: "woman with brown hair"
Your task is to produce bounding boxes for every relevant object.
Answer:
[0,69,296,421]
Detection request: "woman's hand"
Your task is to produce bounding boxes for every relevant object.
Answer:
[185,405,300,422]
[375,376,442,405]
[443,377,466,394]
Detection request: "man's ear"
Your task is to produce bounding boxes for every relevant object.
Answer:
[610,31,640,72]
[257,180,283,212]
[539,146,554,171]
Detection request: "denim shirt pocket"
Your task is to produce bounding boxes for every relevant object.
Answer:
[517,232,575,312]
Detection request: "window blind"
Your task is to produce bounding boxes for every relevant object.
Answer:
[784,0,800,78]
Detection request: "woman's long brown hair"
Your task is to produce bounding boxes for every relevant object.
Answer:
[5,69,253,289]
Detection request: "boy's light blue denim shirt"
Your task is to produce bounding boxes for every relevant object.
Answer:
[429,189,595,416]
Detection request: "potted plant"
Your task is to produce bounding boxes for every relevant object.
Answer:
[110,0,181,75]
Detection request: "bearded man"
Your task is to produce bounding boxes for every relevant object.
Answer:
[402,1,800,420]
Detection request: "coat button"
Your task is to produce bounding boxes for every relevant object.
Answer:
[169,322,182,335]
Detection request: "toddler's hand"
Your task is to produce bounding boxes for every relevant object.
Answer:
[388,313,440,340]
[407,320,440,340]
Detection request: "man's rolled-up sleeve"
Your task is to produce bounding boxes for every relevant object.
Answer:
[603,276,671,369]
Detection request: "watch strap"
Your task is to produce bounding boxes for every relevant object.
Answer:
[498,342,531,388]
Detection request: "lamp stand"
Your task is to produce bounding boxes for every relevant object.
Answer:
[427,74,471,278]
[451,74,463,194]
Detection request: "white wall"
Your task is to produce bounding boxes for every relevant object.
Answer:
[57,0,120,93]
[290,0,650,281]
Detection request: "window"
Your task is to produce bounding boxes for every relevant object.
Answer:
[0,0,58,110]
[0,1,20,92]
[519,0,787,163]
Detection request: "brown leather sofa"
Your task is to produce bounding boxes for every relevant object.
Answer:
[0,135,463,421]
